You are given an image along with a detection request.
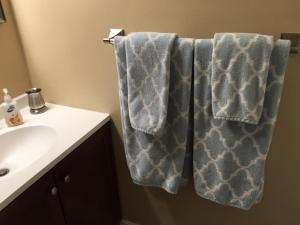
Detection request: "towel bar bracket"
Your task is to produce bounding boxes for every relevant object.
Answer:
[103,28,124,45]
[281,33,300,54]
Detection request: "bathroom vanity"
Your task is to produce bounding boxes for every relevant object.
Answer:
[0,96,121,225]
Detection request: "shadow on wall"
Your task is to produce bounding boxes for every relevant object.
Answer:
[0,0,31,98]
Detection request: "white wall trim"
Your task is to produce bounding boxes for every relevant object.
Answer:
[120,219,140,225]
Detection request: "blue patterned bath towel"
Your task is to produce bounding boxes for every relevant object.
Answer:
[125,32,176,135]
[212,33,274,124]
[114,35,194,193]
[193,39,290,209]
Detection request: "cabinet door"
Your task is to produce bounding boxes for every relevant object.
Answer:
[53,123,120,225]
[0,172,66,225]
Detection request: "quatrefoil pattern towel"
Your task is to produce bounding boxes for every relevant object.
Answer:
[125,32,176,135]
[114,36,193,193]
[194,39,290,209]
[212,33,274,124]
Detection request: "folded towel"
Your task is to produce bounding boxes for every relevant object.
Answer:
[212,33,274,124]
[114,36,193,193]
[125,32,176,135]
[193,39,290,209]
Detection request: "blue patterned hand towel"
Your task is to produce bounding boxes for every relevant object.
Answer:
[212,33,274,124]
[125,32,176,135]
[194,39,290,209]
[114,36,193,193]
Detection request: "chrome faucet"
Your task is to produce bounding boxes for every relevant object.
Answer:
[25,88,48,114]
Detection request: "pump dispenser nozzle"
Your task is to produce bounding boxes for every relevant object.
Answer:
[2,88,12,103]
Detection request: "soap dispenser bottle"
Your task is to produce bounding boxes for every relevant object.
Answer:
[2,88,23,127]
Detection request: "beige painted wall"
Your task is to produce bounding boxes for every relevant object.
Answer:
[11,1,300,225]
[0,0,31,99]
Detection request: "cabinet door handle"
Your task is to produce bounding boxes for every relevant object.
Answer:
[51,187,58,196]
[64,175,71,184]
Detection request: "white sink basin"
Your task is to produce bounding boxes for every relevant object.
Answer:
[0,98,110,211]
[0,126,56,176]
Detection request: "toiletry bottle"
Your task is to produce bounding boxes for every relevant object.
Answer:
[2,88,23,127]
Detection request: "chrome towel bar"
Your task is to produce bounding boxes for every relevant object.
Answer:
[102,29,299,54]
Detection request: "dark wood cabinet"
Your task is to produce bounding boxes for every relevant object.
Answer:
[53,124,120,225]
[0,172,65,225]
[0,122,121,225]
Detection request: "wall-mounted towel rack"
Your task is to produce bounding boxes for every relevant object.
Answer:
[102,29,300,54]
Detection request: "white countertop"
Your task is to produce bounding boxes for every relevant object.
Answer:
[0,99,110,211]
